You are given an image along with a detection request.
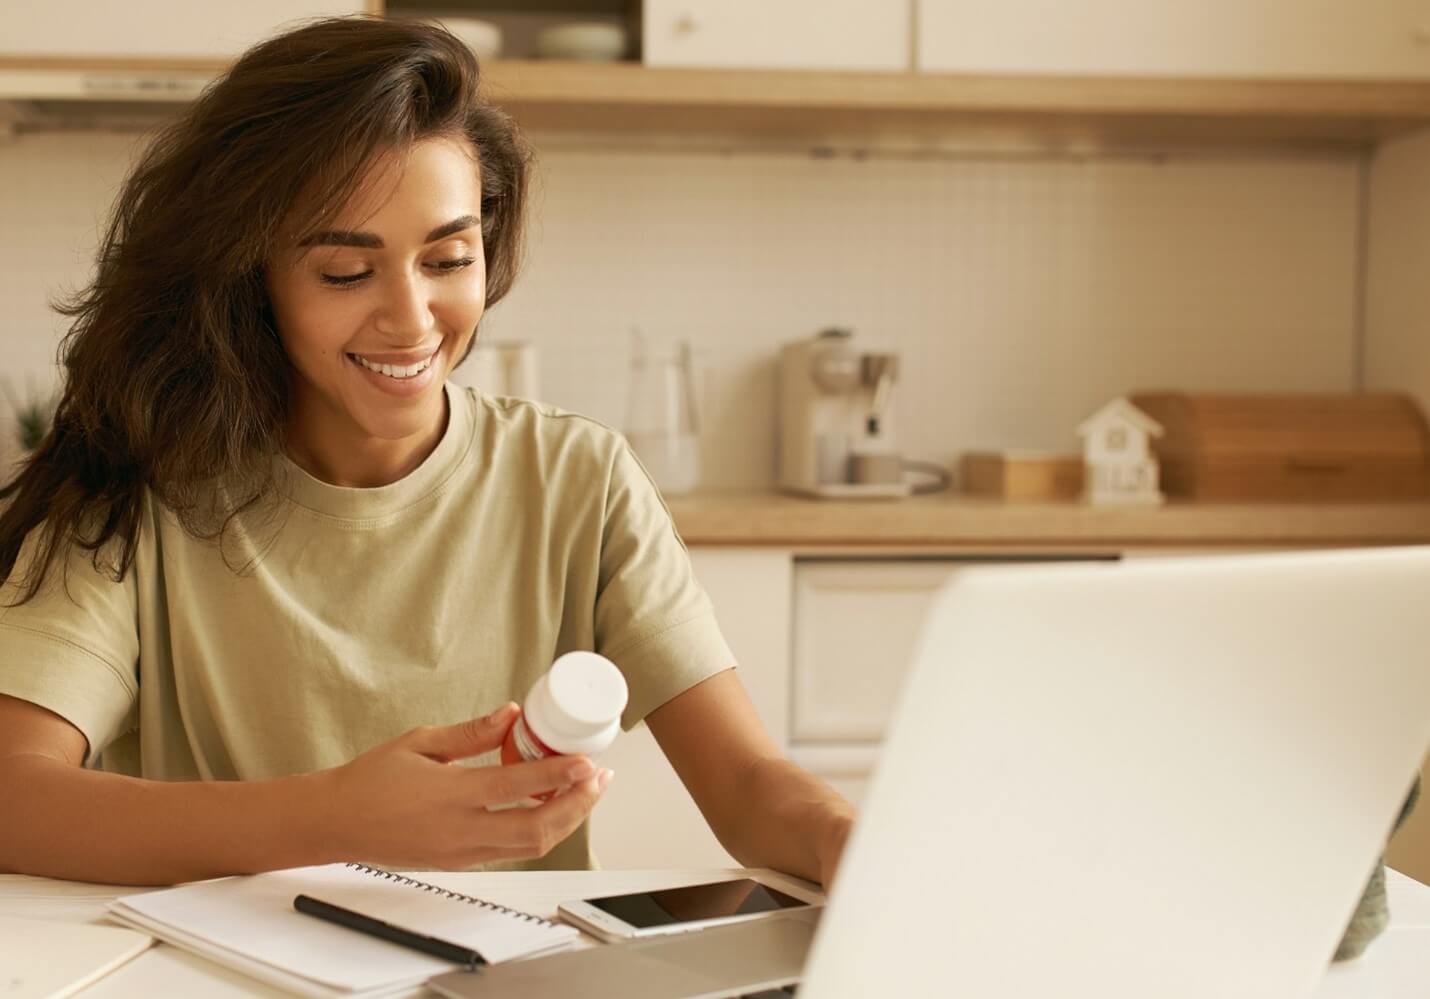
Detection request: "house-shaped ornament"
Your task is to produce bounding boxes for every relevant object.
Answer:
[1077,397,1165,506]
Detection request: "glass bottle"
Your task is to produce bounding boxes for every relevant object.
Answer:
[623,329,701,496]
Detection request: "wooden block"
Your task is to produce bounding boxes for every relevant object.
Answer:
[961,452,1084,502]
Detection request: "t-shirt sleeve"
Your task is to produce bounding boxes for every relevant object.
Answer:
[594,441,735,729]
[0,525,140,764]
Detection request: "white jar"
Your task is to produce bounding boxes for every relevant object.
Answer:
[501,651,628,766]
[533,22,627,61]
[423,17,503,61]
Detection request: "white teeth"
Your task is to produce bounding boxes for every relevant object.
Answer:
[352,353,434,380]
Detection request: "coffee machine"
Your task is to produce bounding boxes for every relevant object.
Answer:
[777,328,911,498]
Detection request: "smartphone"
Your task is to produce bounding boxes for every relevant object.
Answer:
[557,877,819,942]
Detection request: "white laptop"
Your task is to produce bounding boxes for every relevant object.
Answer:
[431,547,1430,998]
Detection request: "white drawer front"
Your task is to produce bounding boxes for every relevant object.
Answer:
[792,557,1115,744]
[792,560,966,742]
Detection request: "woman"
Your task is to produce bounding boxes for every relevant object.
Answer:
[0,16,853,887]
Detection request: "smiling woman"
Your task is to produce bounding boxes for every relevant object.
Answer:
[0,16,854,889]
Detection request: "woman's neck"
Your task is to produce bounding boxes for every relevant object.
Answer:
[284,390,449,488]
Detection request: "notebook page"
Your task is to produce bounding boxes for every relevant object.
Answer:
[106,904,427,999]
[290,865,579,963]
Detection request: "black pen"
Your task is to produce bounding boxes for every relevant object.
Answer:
[293,894,486,972]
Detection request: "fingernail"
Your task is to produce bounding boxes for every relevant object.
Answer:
[484,703,515,723]
[566,758,596,781]
[598,769,615,792]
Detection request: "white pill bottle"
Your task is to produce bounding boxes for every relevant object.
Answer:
[500,651,628,797]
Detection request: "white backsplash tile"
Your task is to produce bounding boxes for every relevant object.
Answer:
[0,131,1360,486]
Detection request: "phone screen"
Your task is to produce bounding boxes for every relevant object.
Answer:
[585,879,810,929]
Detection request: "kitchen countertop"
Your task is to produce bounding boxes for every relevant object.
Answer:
[665,491,1430,549]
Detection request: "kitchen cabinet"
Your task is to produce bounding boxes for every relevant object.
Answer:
[7,25,1430,148]
[0,1,372,60]
[642,0,910,72]
[917,0,1430,79]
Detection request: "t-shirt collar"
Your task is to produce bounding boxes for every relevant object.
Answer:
[276,381,473,520]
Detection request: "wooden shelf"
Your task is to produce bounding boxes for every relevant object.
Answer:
[665,491,1430,549]
[5,55,1430,149]
[481,61,1430,150]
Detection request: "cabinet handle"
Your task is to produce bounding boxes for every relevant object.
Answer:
[674,13,700,36]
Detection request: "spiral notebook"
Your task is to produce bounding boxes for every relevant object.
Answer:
[106,863,578,999]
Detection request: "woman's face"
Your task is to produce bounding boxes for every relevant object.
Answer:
[266,136,486,463]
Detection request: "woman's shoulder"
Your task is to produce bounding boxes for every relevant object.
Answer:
[465,388,630,466]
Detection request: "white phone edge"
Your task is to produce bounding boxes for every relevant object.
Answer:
[556,877,824,943]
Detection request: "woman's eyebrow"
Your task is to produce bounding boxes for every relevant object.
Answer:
[298,214,480,249]
[424,215,480,243]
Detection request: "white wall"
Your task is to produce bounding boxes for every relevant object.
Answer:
[1365,127,1430,415]
[0,129,1362,486]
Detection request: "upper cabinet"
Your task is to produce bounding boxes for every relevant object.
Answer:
[0,0,372,60]
[643,0,910,71]
[4,1,1430,150]
[918,0,1430,79]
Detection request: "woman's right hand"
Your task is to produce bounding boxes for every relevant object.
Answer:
[317,703,613,870]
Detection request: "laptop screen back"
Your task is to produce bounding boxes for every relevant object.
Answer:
[802,548,1430,999]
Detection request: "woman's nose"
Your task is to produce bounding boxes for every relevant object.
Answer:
[373,271,434,340]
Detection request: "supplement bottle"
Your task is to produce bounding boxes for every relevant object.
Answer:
[500,651,628,799]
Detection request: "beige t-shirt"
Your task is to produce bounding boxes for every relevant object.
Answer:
[0,384,735,870]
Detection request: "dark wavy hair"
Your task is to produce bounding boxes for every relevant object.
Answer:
[0,15,531,603]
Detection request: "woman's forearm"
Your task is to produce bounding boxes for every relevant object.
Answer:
[718,756,854,885]
[645,672,856,887]
[0,753,333,885]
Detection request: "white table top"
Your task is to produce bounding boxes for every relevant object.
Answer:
[2,867,1427,997]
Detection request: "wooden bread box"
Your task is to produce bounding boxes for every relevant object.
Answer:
[1129,392,1430,502]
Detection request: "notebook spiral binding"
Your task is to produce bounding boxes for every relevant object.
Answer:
[345,863,553,926]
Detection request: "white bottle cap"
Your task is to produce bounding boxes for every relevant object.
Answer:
[524,651,629,756]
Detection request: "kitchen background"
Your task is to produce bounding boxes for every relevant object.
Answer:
[3,1,1430,878]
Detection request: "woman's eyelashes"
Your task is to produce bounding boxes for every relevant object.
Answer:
[319,257,478,288]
